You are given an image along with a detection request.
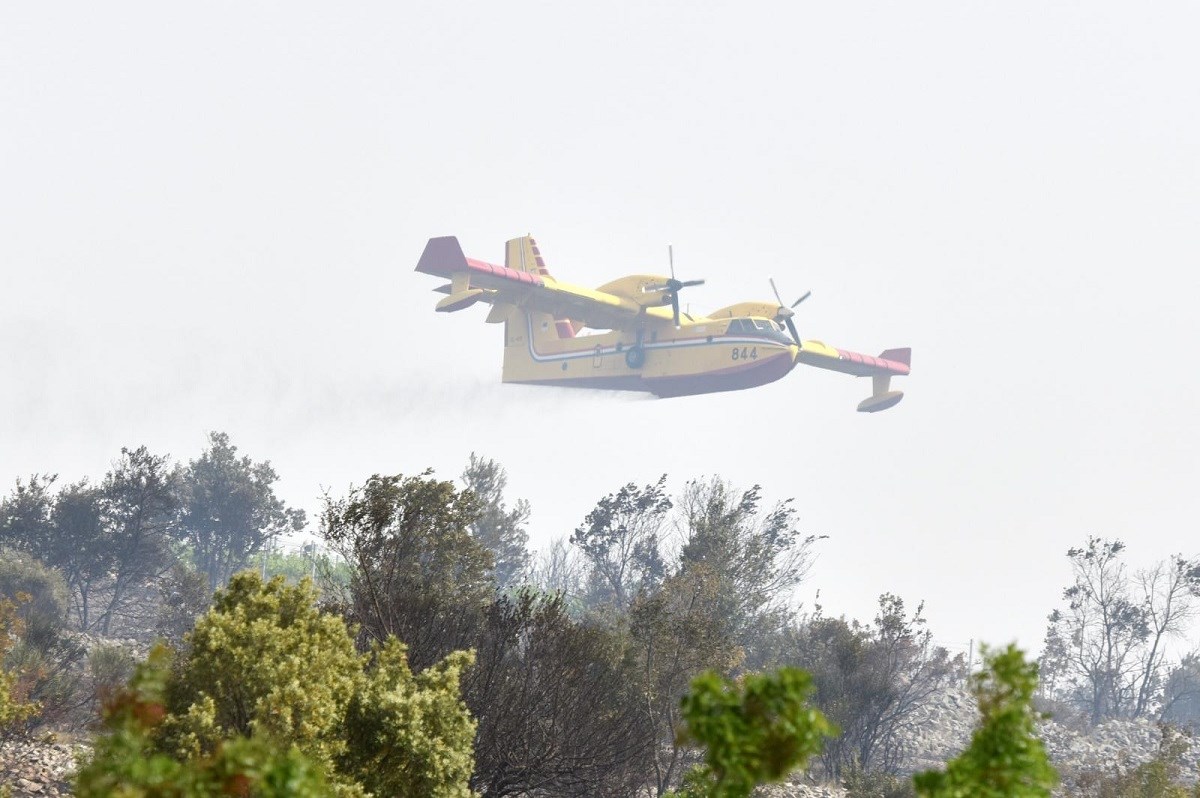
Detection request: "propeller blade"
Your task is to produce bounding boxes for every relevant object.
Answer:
[791,290,811,308]
[679,279,705,288]
[669,244,675,281]
[769,277,785,308]
[671,292,681,328]
[785,317,801,346]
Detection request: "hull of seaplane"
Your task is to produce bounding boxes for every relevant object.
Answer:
[502,320,800,397]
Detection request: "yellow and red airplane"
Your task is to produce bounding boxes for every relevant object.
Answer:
[416,235,911,412]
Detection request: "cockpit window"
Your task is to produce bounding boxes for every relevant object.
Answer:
[725,316,793,345]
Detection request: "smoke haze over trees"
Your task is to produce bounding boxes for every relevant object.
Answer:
[4,442,1200,795]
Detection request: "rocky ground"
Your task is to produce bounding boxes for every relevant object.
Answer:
[756,685,1200,797]
[0,739,85,797]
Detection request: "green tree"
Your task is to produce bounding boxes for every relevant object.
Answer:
[178,432,306,590]
[669,667,835,798]
[0,475,57,558]
[913,644,1057,798]
[677,478,819,644]
[320,471,493,671]
[155,562,212,644]
[50,479,111,630]
[1161,653,1200,730]
[572,475,671,610]
[96,446,181,635]
[461,454,530,592]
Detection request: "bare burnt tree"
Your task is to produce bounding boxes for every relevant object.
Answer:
[1040,537,1200,724]
[529,536,584,603]
[465,591,654,797]
[630,565,743,796]
[791,594,958,778]
[1161,652,1200,728]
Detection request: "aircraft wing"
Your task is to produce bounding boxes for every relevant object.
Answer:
[416,236,670,331]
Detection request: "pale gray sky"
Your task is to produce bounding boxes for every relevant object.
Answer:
[3,1,1198,653]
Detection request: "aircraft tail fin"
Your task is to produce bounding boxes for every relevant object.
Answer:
[504,236,553,277]
[879,347,911,368]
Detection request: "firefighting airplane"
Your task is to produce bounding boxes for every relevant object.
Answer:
[416,235,911,412]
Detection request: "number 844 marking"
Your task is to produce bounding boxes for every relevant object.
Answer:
[731,347,757,361]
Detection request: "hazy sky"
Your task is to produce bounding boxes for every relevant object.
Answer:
[3,1,1198,655]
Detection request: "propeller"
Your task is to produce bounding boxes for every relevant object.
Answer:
[769,277,811,346]
[648,245,705,328]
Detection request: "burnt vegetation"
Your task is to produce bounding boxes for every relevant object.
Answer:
[3,440,1200,795]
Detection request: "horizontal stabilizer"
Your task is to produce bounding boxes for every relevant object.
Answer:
[416,236,468,277]
[436,289,487,313]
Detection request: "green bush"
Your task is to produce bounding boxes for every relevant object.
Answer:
[670,667,836,798]
[0,597,37,733]
[81,571,478,797]
[87,643,137,714]
[913,644,1057,798]
[0,547,69,653]
[159,573,363,776]
[0,548,84,735]
[74,645,332,797]
[340,638,476,798]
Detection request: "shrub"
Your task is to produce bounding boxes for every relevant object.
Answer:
[75,645,332,797]
[87,643,137,715]
[1070,724,1200,798]
[147,571,475,796]
[0,548,85,735]
[913,644,1057,798]
[843,767,916,798]
[0,547,69,652]
[340,639,476,798]
[670,667,836,798]
[0,597,37,733]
